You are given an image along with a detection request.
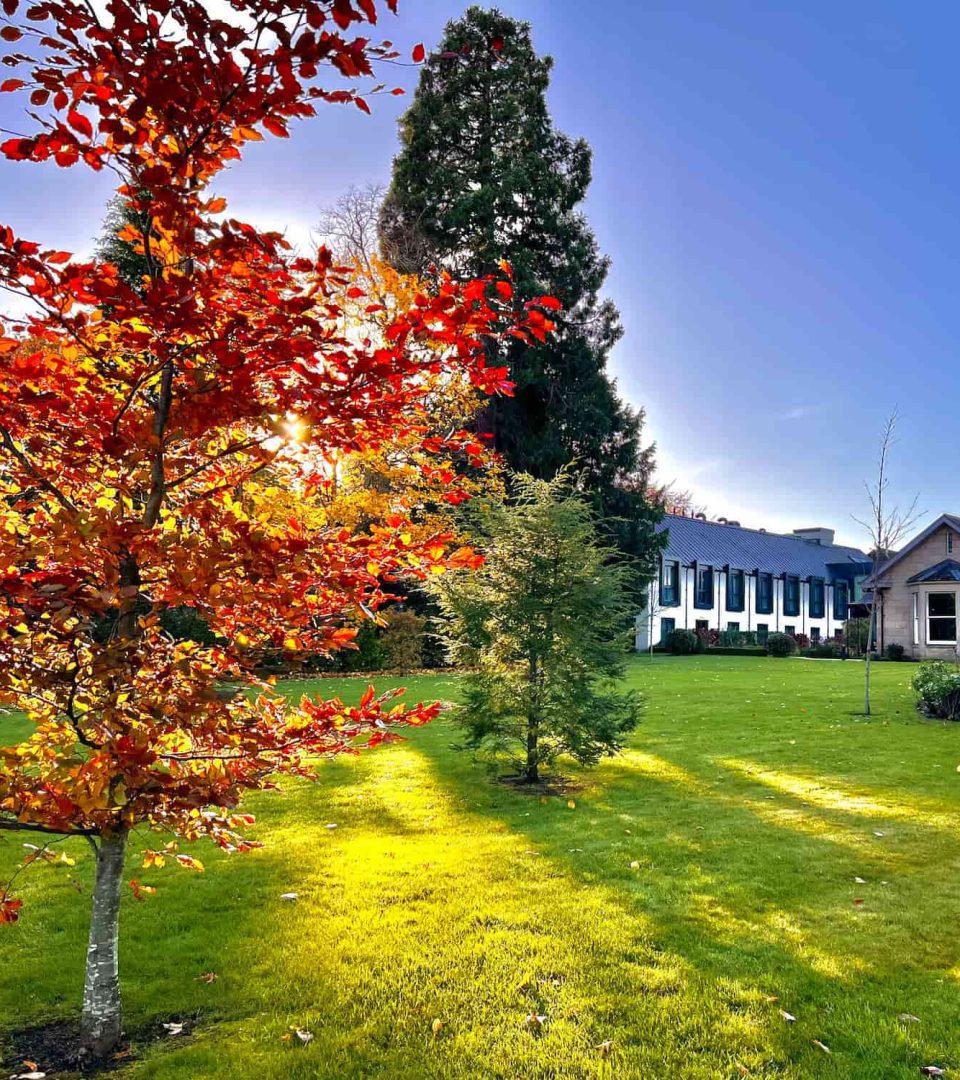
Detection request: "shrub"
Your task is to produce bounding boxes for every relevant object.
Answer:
[793,633,810,650]
[885,643,906,662]
[380,609,426,673]
[696,628,719,649]
[766,632,796,657]
[665,628,700,655]
[718,629,744,647]
[913,661,960,721]
[804,641,840,659]
[844,618,871,653]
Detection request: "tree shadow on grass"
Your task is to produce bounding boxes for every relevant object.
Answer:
[401,720,960,1078]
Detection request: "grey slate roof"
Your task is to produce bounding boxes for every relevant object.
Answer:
[658,515,870,578]
[907,558,960,584]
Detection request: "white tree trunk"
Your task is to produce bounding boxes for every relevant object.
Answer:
[864,604,878,716]
[80,829,127,1060]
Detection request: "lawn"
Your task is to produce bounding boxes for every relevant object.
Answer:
[2,656,959,1078]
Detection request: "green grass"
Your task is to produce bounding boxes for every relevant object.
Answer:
[2,656,960,1078]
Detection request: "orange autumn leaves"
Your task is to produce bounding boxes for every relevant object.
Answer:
[0,0,556,915]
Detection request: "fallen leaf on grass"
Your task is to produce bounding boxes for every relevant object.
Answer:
[162,1023,184,1036]
[853,898,866,905]
[325,823,338,830]
[812,1040,831,1054]
[280,892,299,901]
[294,1029,313,1045]
[854,876,867,884]
[779,1010,797,1022]
[735,1064,750,1076]
[566,800,576,810]
[874,831,885,837]
[14,1071,45,1079]
[920,1068,944,1077]
[629,861,640,870]
[431,1018,444,1037]
[594,1040,613,1056]
[195,971,218,983]
[764,995,779,1003]
[525,1013,547,1031]
[898,1013,921,1024]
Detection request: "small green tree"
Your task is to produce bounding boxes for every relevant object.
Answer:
[431,473,641,783]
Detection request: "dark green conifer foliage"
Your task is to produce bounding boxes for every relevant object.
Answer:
[430,473,642,784]
[380,6,663,569]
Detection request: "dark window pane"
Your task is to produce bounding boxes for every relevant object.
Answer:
[929,617,957,642]
[929,594,956,617]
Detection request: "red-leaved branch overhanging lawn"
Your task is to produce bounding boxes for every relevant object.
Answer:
[0,0,557,1059]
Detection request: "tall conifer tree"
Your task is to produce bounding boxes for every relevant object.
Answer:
[380,6,663,567]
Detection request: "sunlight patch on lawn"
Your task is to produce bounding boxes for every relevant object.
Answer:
[716,758,960,835]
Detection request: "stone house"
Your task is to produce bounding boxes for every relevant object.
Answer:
[870,513,960,659]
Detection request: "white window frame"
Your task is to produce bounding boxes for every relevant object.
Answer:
[927,591,958,645]
[912,593,919,646]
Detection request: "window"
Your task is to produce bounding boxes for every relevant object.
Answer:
[785,625,796,637]
[949,532,955,555]
[811,627,821,643]
[834,580,849,621]
[912,594,920,646]
[660,560,680,607]
[695,619,709,634]
[809,578,825,619]
[927,593,957,644]
[726,568,745,612]
[756,623,769,643]
[727,621,740,632]
[694,565,714,609]
[660,617,675,642]
[784,575,800,617]
[756,573,774,614]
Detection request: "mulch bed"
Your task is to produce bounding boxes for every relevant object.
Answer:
[2,1011,202,1078]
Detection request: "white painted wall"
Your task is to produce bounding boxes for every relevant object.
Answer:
[635,565,845,650]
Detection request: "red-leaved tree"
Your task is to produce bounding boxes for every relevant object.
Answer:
[0,0,554,1060]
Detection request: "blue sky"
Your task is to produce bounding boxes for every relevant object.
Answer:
[1,1,954,546]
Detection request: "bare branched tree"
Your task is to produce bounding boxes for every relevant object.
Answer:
[854,408,923,715]
[314,182,385,272]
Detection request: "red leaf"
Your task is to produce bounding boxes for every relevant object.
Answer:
[262,116,289,138]
[45,250,72,264]
[495,280,513,300]
[1,0,17,16]
[357,0,377,21]
[0,137,35,160]
[67,109,93,139]
[355,96,371,115]
[0,25,22,41]
[0,894,23,924]
[530,295,562,310]
[412,43,425,63]
[0,78,24,93]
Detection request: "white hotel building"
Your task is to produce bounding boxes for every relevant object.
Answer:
[636,514,872,650]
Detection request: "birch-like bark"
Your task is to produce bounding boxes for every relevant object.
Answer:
[79,829,128,1060]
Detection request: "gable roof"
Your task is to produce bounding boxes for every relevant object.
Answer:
[871,513,960,581]
[906,559,960,584]
[658,515,870,578]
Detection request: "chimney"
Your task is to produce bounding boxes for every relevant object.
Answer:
[793,527,835,547]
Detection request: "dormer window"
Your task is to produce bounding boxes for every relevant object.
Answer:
[809,578,825,619]
[726,569,745,612]
[784,575,800,617]
[756,573,774,614]
[660,560,680,607]
[694,565,714,609]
